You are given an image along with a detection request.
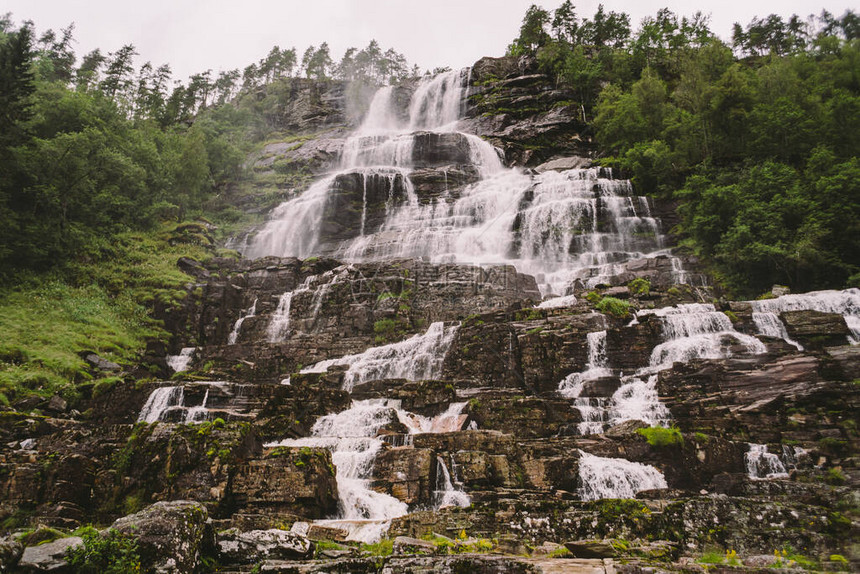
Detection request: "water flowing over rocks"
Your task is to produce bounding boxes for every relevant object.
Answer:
[2,64,858,573]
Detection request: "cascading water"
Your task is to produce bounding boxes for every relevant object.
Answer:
[301,321,459,391]
[745,444,789,480]
[749,288,860,345]
[166,347,196,373]
[243,69,688,298]
[137,383,243,424]
[577,450,668,501]
[433,455,470,508]
[266,398,471,543]
[642,304,767,371]
[228,299,257,345]
[138,386,185,423]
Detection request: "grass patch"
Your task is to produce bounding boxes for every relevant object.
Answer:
[361,538,393,556]
[0,223,212,404]
[637,426,684,447]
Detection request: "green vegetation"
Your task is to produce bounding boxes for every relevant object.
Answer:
[595,296,631,318]
[66,527,141,574]
[510,3,859,296]
[361,538,394,556]
[637,425,684,447]
[628,277,651,296]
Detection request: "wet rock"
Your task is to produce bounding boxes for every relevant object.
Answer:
[217,528,313,564]
[382,555,538,574]
[111,500,209,574]
[781,310,850,347]
[371,448,434,505]
[44,396,67,414]
[82,353,121,372]
[392,536,436,554]
[231,448,338,519]
[534,156,590,173]
[17,536,81,572]
[0,536,23,572]
[564,539,619,558]
[604,420,649,438]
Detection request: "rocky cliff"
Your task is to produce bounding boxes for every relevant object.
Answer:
[1,60,857,574]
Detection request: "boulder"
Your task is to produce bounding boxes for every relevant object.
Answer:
[17,536,82,572]
[111,501,209,574]
[216,529,313,564]
[392,536,436,554]
[0,536,23,572]
[563,539,618,558]
[83,353,121,372]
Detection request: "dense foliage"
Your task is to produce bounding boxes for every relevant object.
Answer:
[66,527,141,574]
[511,3,859,295]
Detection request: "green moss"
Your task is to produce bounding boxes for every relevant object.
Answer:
[637,426,684,447]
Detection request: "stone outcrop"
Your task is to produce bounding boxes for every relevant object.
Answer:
[112,501,210,574]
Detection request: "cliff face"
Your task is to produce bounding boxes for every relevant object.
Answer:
[1,63,858,574]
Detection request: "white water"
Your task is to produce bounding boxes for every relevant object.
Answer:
[228,299,257,345]
[301,321,459,391]
[752,312,803,350]
[166,347,196,373]
[433,455,470,508]
[138,386,185,423]
[641,304,767,371]
[244,68,688,297]
[266,398,470,543]
[577,450,668,501]
[750,288,860,345]
[745,444,789,480]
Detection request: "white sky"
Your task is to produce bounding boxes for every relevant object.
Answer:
[4,1,856,81]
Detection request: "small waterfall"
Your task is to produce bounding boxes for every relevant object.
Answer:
[267,292,294,343]
[642,304,766,371]
[559,330,610,399]
[138,386,184,423]
[574,398,610,435]
[266,398,471,543]
[433,456,470,508]
[137,382,241,424]
[577,450,668,501]
[166,347,196,373]
[751,312,803,350]
[750,288,860,345]
[609,375,670,427]
[228,299,257,345]
[184,388,210,423]
[301,321,459,391]
[745,444,789,480]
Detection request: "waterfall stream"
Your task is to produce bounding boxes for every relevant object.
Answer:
[244,69,688,298]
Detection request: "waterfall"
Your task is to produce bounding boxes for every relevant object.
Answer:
[577,450,668,501]
[266,398,471,543]
[244,68,687,297]
[267,292,294,343]
[745,444,789,480]
[433,456,470,508]
[749,288,860,345]
[642,304,766,371]
[609,375,670,427]
[138,386,185,423]
[228,299,257,345]
[166,347,196,373]
[751,312,803,350]
[301,321,459,391]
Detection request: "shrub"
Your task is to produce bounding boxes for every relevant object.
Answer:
[596,296,631,318]
[66,527,141,574]
[628,277,651,296]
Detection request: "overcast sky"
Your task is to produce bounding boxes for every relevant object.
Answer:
[4,1,856,81]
